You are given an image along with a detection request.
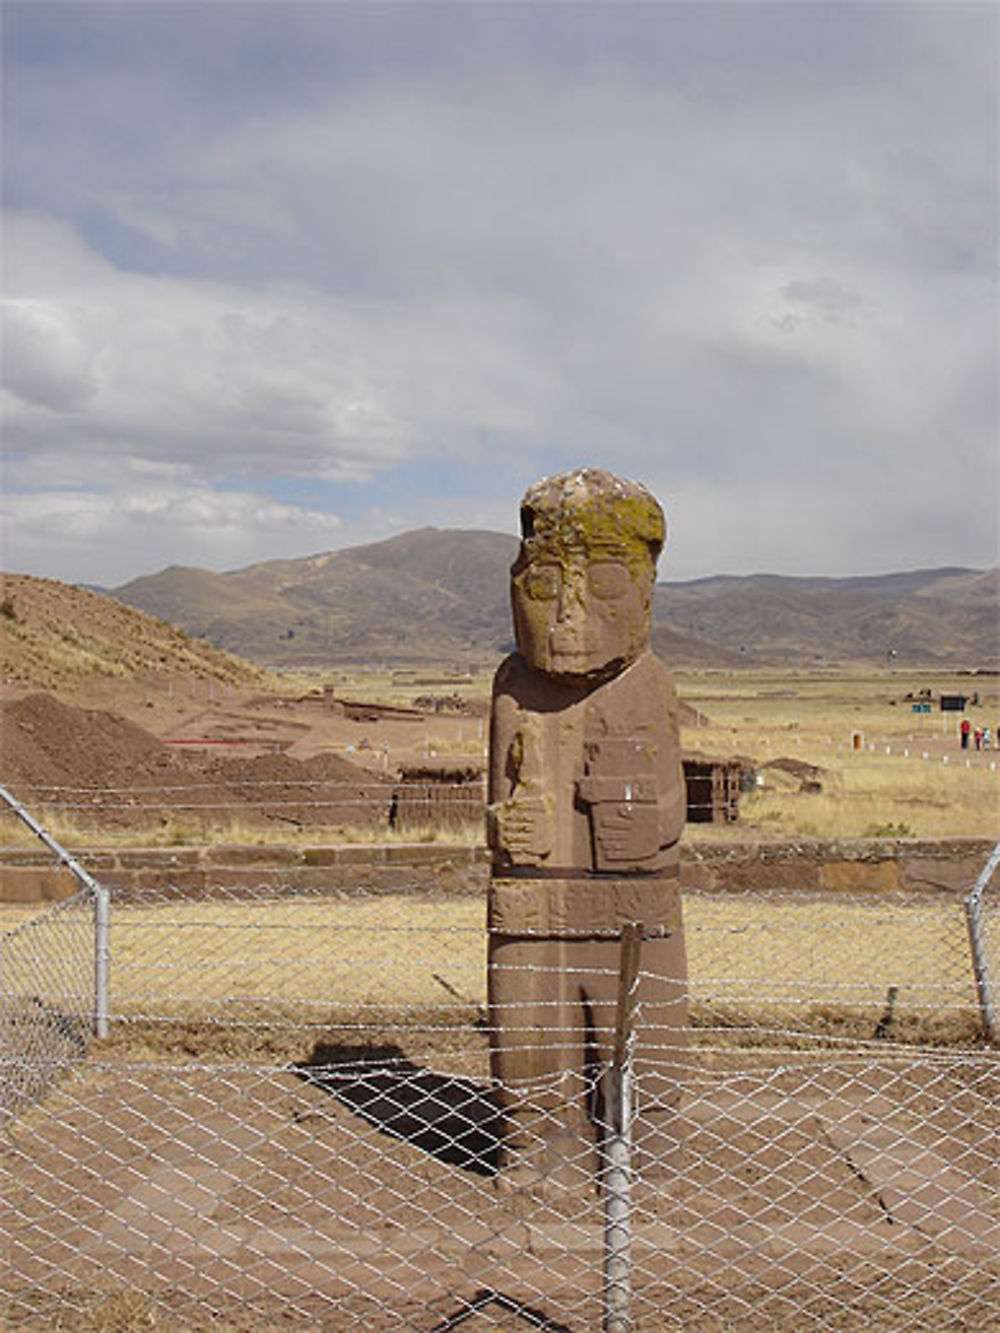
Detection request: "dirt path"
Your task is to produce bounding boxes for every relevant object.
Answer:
[4,1048,997,1331]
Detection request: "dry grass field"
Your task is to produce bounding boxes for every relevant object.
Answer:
[3,888,983,1060]
[99,893,976,1020]
[675,667,999,839]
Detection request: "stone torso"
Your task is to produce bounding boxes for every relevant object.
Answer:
[488,648,685,878]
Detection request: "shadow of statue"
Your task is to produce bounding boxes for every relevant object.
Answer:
[293,1042,501,1176]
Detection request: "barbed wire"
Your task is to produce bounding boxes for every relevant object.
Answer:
[3,778,482,796]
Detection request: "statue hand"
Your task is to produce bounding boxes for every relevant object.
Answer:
[489,782,554,865]
[590,801,660,868]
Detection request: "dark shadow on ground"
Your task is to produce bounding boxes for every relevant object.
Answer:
[427,1288,573,1331]
[293,1042,501,1176]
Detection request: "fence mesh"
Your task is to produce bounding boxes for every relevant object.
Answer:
[0,890,94,1130]
[2,852,999,1330]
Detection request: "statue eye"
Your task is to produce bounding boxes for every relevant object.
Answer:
[587,563,630,599]
[522,565,560,600]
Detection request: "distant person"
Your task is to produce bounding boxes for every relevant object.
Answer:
[983,726,992,751]
[960,718,971,750]
[974,727,983,751]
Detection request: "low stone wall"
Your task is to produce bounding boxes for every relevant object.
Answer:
[0,842,486,901]
[1,837,994,904]
[680,837,995,897]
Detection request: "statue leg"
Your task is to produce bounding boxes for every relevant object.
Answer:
[488,924,688,1187]
[578,930,689,1180]
[488,935,597,1189]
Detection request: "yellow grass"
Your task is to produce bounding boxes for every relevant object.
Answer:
[4,893,978,1039]
[107,895,487,1014]
[278,665,496,708]
[742,756,999,838]
[0,812,483,850]
[677,667,999,839]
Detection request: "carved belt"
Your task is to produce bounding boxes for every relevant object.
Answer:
[488,875,682,937]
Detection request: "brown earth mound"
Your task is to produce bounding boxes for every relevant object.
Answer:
[1,693,179,790]
[196,749,393,831]
[1,694,390,832]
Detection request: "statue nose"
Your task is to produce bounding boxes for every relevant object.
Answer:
[555,570,586,623]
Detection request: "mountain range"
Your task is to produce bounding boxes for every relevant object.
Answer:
[108,528,999,669]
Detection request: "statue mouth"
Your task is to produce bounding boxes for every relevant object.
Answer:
[548,627,589,653]
[547,642,593,667]
[543,651,632,686]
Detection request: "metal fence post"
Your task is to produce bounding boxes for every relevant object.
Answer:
[603,921,643,1333]
[964,840,1000,1045]
[0,783,111,1037]
[93,884,111,1039]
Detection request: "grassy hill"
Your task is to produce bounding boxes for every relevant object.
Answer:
[109,531,999,669]
[655,567,1000,665]
[115,529,522,667]
[0,572,268,692]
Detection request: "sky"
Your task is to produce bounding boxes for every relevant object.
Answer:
[2,1,997,588]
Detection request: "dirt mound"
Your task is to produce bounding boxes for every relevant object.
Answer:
[198,750,378,788]
[1,693,389,832]
[198,750,392,830]
[1,693,181,791]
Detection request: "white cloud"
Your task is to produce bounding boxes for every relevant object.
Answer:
[0,486,343,584]
[2,213,571,488]
[2,214,417,483]
[1,4,996,583]
[3,297,100,412]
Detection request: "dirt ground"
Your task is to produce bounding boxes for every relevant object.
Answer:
[0,670,488,769]
[0,691,405,835]
[2,667,997,1328]
[3,1037,998,1332]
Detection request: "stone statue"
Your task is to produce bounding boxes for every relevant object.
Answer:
[487,468,688,1188]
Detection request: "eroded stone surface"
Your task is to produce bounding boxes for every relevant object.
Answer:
[487,468,688,1185]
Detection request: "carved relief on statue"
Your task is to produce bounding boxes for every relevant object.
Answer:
[486,467,689,1185]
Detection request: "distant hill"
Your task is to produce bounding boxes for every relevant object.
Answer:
[109,530,998,668]
[114,528,523,668]
[655,567,1000,665]
[0,572,268,692]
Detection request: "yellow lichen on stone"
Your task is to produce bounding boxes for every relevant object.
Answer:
[514,467,665,580]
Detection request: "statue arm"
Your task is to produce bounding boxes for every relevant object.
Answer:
[656,660,686,851]
[487,659,554,867]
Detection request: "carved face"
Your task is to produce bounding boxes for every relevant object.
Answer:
[511,550,654,680]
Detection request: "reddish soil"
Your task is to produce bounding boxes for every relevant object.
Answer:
[0,693,393,832]
[3,1046,997,1331]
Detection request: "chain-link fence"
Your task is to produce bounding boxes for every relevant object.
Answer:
[965,844,1000,1043]
[2,826,998,1330]
[0,890,95,1127]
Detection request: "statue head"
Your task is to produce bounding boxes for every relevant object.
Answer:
[510,468,665,682]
